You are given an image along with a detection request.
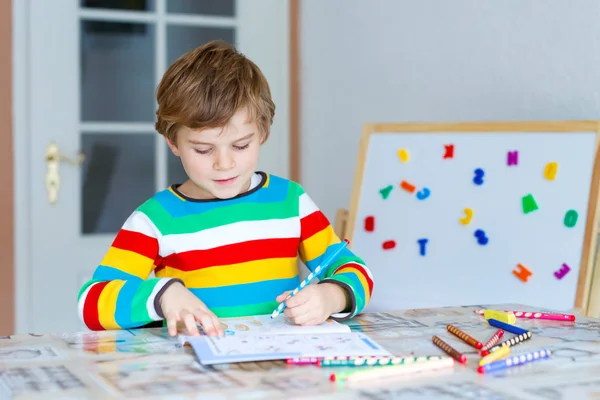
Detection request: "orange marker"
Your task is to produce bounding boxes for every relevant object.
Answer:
[400,180,416,193]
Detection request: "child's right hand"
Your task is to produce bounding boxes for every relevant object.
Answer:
[159,282,224,337]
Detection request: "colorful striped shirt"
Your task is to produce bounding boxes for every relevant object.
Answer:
[77,172,374,331]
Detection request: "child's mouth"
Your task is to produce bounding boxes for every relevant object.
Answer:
[213,176,237,185]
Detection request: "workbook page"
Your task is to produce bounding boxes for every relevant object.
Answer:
[201,314,351,336]
[181,332,390,365]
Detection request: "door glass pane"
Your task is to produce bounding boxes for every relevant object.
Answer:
[167,0,235,16]
[167,147,189,186]
[167,26,235,65]
[81,0,155,12]
[81,21,155,122]
[81,133,156,234]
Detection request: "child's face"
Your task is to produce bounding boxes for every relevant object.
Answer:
[167,108,262,200]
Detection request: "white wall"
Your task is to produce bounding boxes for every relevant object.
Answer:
[300,0,600,221]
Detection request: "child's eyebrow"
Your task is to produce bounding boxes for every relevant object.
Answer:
[234,132,255,142]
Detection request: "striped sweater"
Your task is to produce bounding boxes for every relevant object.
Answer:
[77,172,374,331]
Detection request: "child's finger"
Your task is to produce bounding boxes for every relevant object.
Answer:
[212,315,224,336]
[166,312,179,336]
[276,291,293,303]
[197,313,218,336]
[284,300,311,320]
[182,311,200,336]
[284,289,310,308]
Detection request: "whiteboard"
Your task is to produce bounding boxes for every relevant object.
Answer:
[347,123,600,313]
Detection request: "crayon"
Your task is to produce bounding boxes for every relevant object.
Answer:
[481,329,504,351]
[432,335,467,363]
[481,331,533,356]
[483,310,516,324]
[487,319,529,336]
[477,348,551,374]
[446,324,483,349]
[479,345,510,365]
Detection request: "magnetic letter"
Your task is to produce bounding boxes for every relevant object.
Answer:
[459,208,473,225]
[473,169,485,185]
[400,180,416,193]
[564,209,578,228]
[382,240,396,250]
[364,216,374,232]
[522,194,538,214]
[474,229,489,245]
[443,144,454,159]
[507,151,519,166]
[554,263,571,280]
[416,187,431,200]
[418,238,428,256]
[513,263,532,282]
[379,185,393,199]
[544,162,558,180]
[397,149,410,163]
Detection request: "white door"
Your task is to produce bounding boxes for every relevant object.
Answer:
[14,0,290,334]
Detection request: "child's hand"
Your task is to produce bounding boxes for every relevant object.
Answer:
[159,282,224,337]
[276,283,348,326]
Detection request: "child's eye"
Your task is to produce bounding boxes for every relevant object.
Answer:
[234,143,250,150]
[194,149,211,155]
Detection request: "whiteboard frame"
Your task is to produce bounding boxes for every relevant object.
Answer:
[345,121,600,316]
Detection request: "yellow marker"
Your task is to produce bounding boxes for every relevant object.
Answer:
[479,345,510,365]
[544,162,558,180]
[397,149,410,163]
[484,310,516,324]
[459,208,473,225]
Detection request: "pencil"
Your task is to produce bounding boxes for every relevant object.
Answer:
[432,335,467,364]
[271,239,349,319]
[330,357,455,382]
[446,324,483,349]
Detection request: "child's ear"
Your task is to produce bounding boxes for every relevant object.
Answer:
[165,137,180,157]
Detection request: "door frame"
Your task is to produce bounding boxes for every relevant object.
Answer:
[11,0,301,334]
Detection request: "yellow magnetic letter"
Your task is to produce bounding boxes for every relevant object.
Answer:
[544,162,558,180]
[459,208,473,225]
[397,149,410,163]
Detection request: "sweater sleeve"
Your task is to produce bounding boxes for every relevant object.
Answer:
[77,209,181,330]
[296,185,374,321]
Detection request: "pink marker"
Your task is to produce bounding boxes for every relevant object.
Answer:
[286,357,321,365]
[473,309,575,321]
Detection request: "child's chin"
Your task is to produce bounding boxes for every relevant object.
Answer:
[212,188,242,199]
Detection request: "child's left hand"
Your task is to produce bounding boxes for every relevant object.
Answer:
[276,283,348,326]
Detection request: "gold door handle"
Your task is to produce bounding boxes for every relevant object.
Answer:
[45,141,85,204]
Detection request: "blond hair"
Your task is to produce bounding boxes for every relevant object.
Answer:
[155,40,275,143]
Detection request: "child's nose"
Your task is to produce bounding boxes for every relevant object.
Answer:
[214,150,235,170]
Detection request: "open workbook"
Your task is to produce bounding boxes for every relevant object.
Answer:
[179,314,391,365]
[201,314,351,336]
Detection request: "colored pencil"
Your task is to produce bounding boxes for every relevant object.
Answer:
[481,329,504,351]
[271,239,349,319]
[486,318,529,336]
[319,355,445,368]
[478,348,551,374]
[330,357,455,382]
[446,324,483,349]
[481,331,532,356]
[474,309,575,322]
[432,335,467,363]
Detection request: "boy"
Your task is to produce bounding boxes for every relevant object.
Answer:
[77,40,374,337]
